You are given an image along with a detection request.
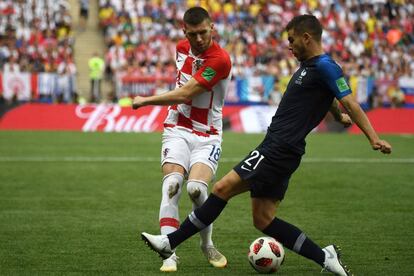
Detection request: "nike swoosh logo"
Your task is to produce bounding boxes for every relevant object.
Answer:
[241,165,251,172]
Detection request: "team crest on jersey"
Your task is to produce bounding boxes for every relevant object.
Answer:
[295,69,307,85]
[163,148,170,158]
[192,59,204,74]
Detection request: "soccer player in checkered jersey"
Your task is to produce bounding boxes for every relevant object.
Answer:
[140,15,392,275]
[132,7,231,272]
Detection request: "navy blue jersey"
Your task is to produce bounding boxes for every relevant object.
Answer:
[267,54,351,155]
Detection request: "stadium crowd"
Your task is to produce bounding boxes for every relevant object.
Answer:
[0,0,413,107]
[0,0,76,103]
[98,0,414,107]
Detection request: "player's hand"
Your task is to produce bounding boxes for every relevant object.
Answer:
[132,96,145,110]
[371,139,392,154]
[338,113,353,128]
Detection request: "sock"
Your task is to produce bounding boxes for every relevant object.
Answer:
[168,193,227,249]
[159,173,184,235]
[262,218,325,266]
[187,180,213,247]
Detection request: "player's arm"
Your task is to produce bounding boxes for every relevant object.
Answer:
[329,99,352,127]
[132,78,205,109]
[339,94,392,154]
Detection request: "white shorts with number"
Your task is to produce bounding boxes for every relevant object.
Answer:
[161,127,222,174]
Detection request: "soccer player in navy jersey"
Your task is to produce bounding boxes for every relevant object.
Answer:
[140,14,392,275]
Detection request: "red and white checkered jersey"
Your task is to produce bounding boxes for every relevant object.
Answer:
[163,40,232,137]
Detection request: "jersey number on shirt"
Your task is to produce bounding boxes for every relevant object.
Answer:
[241,150,265,172]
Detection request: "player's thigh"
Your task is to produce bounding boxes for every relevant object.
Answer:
[161,128,191,172]
[212,170,250,200]
[187,162,214,183]
[190,136,222,175]
[162,162,186,176]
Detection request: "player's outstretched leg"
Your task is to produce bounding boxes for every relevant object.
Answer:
[187,180,227,268]
[159,173,184,272]
[141,232,174,259]
[142,193,228,268]
[322,245,352,276]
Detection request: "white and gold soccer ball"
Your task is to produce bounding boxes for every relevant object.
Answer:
[248,237,285,274]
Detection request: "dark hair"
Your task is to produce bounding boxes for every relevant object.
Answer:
[183,7,211,25]
[285,14,323,41]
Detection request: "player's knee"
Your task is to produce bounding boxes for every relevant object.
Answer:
[212,178,233,199]
[162,173,184,199]
[187,180,207,201]
[212,180,225,196]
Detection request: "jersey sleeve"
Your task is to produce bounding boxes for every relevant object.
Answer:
[318,59,352,99]
[193,56,231,91]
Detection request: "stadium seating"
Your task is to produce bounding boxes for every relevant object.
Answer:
[0,0,75,103]
[0,0,413,106]
[96,0,414,106]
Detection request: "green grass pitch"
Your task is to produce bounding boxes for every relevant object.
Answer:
[0,131,413,275]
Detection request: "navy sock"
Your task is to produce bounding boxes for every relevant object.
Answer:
[262,218,325,266]
[168,193,227,249]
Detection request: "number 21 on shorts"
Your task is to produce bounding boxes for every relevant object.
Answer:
[241,150,265,172]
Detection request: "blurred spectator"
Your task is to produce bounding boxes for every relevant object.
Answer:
[268,80,282,107]
[3,56,20,73]
[88,52,105,102]
[56,54,77,103]
[79,0,89,31]
[388,85,405,108]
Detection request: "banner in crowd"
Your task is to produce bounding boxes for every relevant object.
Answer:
[114,73,414,107]
[235,76,275,102]
[115,72,176,97]
[1,72,414,107]
[115,73,277,104]
[399,76,414,104]
[0,73,76,102]
[1,104,412,134]
[0,72,32,101]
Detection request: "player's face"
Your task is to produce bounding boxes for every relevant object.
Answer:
[184,19,213,55]
[287,29,308,62]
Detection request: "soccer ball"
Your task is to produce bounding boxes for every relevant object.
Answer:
[248,237,285,274]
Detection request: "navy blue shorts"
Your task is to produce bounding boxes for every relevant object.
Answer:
[233,139,301,200]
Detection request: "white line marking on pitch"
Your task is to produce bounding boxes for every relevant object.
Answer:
[0,156,413,164]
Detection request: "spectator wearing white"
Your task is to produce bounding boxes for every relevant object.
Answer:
[56,55,77,103]
[107,44,126,76]
[3,56,20,73]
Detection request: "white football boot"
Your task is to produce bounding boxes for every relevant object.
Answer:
[141,232,174,259]
[201,245,227,268]
[160,253,179,272]
[322,245,352,276]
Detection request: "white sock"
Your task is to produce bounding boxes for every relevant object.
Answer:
[187,179,214,248]
[159,173,184,236]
